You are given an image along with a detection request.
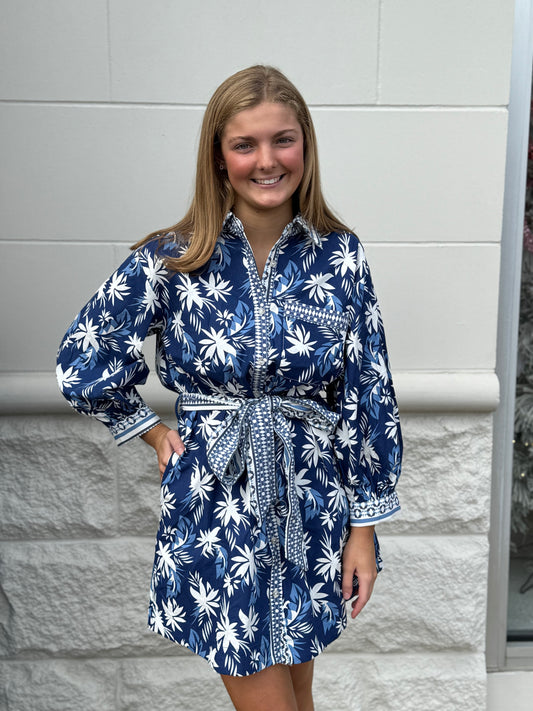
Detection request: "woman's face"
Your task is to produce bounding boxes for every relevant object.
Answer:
[219,101,305,224]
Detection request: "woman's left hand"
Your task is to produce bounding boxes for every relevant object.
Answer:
[341,525,377,619]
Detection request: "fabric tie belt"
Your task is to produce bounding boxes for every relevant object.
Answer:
[176,392,339,571]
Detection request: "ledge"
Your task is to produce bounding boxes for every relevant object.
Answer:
[394,370,499,412]
[0,370,500,415]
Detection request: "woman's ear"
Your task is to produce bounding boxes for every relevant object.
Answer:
[214,148,225,172]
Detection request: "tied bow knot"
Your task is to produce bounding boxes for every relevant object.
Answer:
[176,393,339,570]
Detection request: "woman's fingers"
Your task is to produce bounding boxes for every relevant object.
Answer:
[342,525,377,619]
[349,573,376,619]
[341,566,356,601]
[141,423,186,476]
[342,565,375,618]
[166,428,185,456]
[157,430,186,476]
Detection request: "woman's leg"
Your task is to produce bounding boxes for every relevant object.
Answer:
[289,660,314,711]
[221,662,315,711]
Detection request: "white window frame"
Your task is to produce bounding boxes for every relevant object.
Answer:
[487,0,533,672]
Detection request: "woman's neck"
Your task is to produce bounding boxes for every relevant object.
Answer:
[234,204,293,252]
[234,204,294,278]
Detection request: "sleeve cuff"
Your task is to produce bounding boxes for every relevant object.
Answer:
[347,491,401,526]
[109,405,161,446]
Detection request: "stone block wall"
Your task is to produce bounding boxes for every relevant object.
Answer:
[0,411,492,710]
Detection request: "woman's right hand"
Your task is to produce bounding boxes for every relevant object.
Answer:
[141,423,185,478]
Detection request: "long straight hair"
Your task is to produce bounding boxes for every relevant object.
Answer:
[133,65,349,272]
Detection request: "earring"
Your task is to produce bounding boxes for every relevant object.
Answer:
[219,163,225,171]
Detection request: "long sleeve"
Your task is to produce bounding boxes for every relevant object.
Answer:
[334,240,402,526]
[56,243,170,445]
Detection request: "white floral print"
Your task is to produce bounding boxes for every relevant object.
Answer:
[57,212,402,676]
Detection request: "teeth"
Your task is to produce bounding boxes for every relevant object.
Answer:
[254,177,281,185]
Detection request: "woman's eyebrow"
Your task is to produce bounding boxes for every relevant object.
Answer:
[273,128,298,137]
[227,128,299,143]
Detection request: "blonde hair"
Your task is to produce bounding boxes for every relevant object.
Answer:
[133,65,349,272]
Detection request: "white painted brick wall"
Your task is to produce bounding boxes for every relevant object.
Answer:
[0,1,516,709]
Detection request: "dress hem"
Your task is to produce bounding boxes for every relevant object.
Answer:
[146,614,348,677]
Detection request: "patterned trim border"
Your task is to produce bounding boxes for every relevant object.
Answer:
[109,406,161,446]
[348,492,401,526]
[283,300,350,333]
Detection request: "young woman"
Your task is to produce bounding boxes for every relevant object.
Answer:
[57,65,402,711]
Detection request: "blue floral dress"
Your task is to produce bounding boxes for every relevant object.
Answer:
[57,213,402,676]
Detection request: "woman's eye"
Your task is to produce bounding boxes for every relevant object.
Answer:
[276,137,294,145]
[234,143,252,151]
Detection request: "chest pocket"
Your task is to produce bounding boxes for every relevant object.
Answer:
[281,301,350,385]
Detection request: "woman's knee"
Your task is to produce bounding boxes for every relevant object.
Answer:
[289,661,314,711]
[221,664,299,711]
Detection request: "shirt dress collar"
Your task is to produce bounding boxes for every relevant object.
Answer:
[221,211,323,247]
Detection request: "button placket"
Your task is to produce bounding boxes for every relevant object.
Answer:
[253,234,292,664]
[266,511,289,664]
[238,237,271,397]
[229,214,300,666]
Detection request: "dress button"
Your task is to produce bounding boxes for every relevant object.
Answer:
[272,589,279,599]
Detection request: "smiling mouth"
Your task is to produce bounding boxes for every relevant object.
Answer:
[252,175,284,185]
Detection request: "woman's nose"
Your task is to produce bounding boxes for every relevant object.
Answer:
[257,145,276,170]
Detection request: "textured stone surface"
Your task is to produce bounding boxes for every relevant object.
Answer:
[119,656,234,711]
[0,538,180,658]
[0,416,117,540]
[0,659,116,711]
[117,433,161,537]
[0,411,493,705]
[388,413,493,535]
[0,534,487,659]
[7,410,492,540]
[115,410,495,538]
[331,534,488,654]
[316,652,487,711]
[0,652,487,711]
